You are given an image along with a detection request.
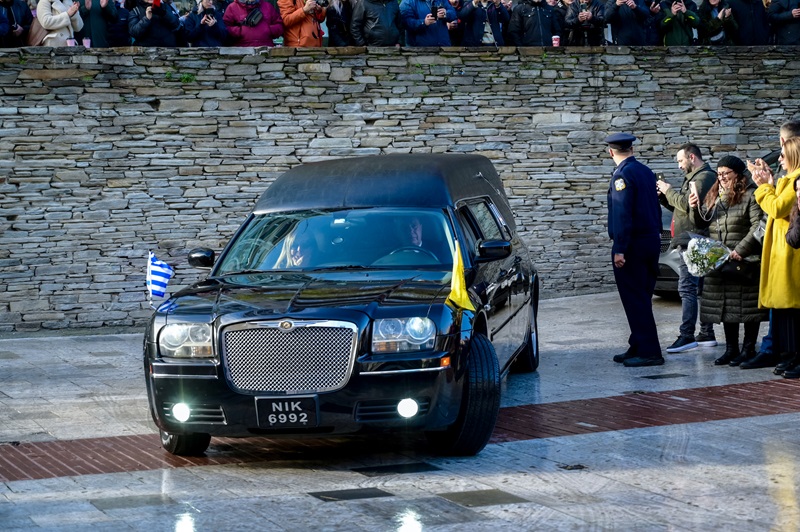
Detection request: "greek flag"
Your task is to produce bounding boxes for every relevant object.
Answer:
[147,252,174,299]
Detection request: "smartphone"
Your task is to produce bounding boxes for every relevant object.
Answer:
[689,181,698,197]
[656,173,664,181]
[153,0,161,7]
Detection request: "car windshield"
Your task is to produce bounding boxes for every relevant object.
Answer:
[215,208,456,275]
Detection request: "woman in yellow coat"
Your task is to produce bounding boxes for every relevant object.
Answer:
[751,136,800,377]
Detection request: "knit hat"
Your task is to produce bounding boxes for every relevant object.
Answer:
[716,155,746,175]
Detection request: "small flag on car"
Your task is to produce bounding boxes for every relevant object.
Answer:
[147,252,174,299]
[446,240,475,312]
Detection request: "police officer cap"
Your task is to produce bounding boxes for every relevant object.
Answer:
[604,132,637,150]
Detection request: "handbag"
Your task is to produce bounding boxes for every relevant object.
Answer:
[244,7,263,26]
[26,17,48,47]
[717,259,760,285]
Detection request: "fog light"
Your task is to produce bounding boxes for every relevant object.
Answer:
[397,398,419,419]
[172,403,191,422]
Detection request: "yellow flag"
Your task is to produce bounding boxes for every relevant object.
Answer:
[447,241,475,311]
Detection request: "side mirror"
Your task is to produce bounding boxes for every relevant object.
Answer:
[476,240,512,262]
[188,248,215,269]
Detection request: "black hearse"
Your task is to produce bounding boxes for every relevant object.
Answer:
[144,154,539,457]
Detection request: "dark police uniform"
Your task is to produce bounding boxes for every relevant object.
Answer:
[605,133,664,366]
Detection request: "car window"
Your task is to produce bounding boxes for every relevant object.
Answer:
[215,208,455,274]
[465,201,504,240]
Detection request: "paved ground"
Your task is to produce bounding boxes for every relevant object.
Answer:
[2,292,799,531]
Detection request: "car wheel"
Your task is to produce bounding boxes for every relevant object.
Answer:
[159,429,211,456]
[426,333,500,456]
[512,308,539,373]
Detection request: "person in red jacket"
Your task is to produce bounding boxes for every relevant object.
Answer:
[278,0,326,47]
[223,0,283,46]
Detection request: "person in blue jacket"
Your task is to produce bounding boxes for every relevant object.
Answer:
[400,0,457,46]
[183,0,228,46]
[605,133,664,368]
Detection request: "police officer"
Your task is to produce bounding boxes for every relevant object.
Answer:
[605,133,665,367]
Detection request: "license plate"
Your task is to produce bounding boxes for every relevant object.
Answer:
[256,396,318,429]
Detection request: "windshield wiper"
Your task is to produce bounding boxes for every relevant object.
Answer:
[308,265,370,271]
[217,269,268,276]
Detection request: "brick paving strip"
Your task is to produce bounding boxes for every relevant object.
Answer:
[2,379,800,483]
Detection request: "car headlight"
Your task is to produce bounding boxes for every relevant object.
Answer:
[159,323,214,358]
[372,317,436,354]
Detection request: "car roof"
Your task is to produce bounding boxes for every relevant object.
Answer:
[253,154,514,227]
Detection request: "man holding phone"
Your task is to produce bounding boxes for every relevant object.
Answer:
[659,0,700,45]
[656,143,717,354]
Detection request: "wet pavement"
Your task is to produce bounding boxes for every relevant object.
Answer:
[2,292,799,531]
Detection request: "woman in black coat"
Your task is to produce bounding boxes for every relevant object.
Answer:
[689,155,768,366]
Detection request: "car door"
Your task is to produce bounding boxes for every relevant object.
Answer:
[457,200,529,371]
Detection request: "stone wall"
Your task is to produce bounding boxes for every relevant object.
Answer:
[0,46,797,332]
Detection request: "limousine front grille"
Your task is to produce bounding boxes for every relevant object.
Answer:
[222,320,358,394]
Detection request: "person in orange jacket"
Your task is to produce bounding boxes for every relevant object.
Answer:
[278,0,326,46]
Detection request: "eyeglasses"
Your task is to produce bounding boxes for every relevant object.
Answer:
[717,170,735,180]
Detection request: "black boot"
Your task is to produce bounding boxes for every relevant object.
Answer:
[740,350,781,369]
[715,345,739,366]
[775,353,799,375]
[782,356,800,378]
[730,341,756,367]
[716,323,739,366]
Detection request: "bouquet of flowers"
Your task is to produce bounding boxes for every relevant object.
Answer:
[681,234,731,277]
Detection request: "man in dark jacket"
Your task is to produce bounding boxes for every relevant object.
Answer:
[604,0,649,44]
[128,0,182,46]
[400,0,457,46]
[606,133,664,367]
[726,0,769,44]
[768,0,800,45]
[508,0,560,46]
[107,0,131,45]
[657,143,718,354]
[0,0,32,47]
[659,0,699,44]
[351,0,403,45]
[459,0,510,46]
[565,0,605,45]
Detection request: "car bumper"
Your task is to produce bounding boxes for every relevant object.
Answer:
[145,356,462,438]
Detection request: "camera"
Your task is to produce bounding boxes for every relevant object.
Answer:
[316,0,329,7]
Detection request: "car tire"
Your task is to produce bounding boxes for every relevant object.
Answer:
[512,308,539,373]
[426,333,500,456]
[159,429,211,456]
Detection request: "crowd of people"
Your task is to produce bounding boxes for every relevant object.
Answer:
[0,0,792,48]
[605,122,800,378]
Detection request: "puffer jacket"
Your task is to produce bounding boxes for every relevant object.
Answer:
[278,0,326,47]
[350,0,402,45]
[690,183,768,324]
[507,1,559,46]
[128,0,180,46]
[754,169,800,309]
[660,162,717,251]
[37,0,84,46]
[225,0,283,46]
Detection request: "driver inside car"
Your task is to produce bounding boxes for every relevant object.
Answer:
[275,227,316,268]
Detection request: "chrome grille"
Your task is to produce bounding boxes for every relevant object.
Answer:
[222,320,358,394]
[660,229,672,253]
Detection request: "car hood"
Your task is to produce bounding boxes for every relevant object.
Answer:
[158,270,453,319]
